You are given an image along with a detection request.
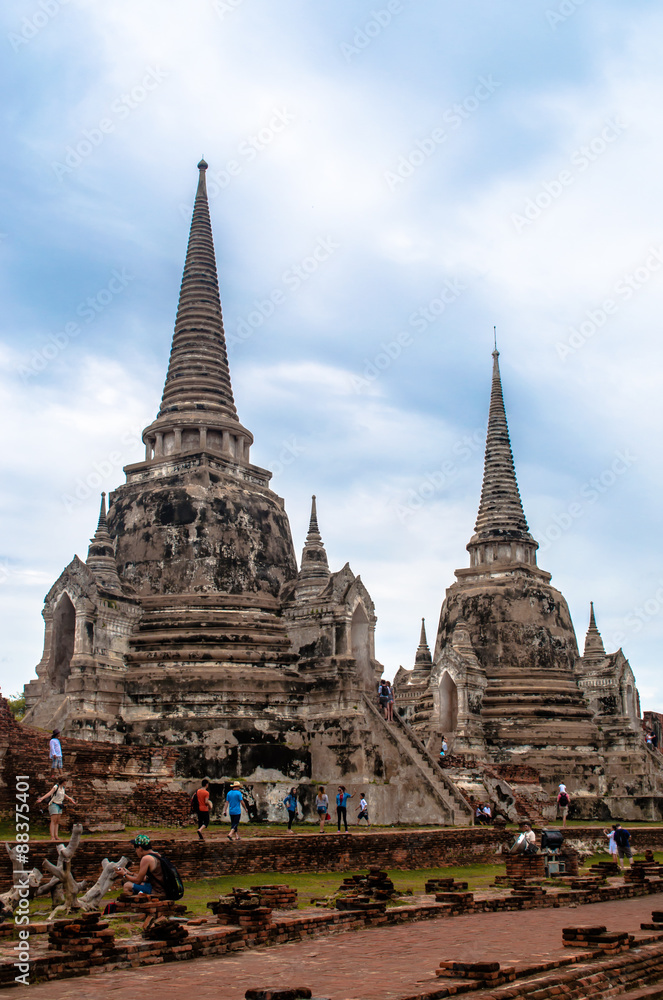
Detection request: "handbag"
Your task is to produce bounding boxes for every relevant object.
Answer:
[325,812,331,821]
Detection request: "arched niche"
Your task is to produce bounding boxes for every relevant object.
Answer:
[52,594,76,693]
[625,683,635,719]
[350,603,371,686]
[438,670,458,734]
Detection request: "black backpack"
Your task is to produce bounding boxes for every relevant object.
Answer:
[149,852,184,900]
[558,792,569,807]
[614,827,629,849]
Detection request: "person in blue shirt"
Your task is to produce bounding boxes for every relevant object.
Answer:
[49,730,63,770]
[336,785,352,832]
[284,787,299,833]
[223,782,248,841]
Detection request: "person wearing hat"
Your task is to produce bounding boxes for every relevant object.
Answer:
[223,782,248,841]
[49,730,63,770]
[116,835,166,898]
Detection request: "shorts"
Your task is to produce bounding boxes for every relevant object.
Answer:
[197,811,210,828]
[317,808,326,815]
[379,698,389,707]
[51,757,63,770]
[48,803,63,815]
[229,812,241,832]
[559,806,568,818]
[358,809,368,820]
[617,845,633,859]
[131,882,154,895]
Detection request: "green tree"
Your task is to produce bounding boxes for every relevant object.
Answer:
[7,692,26,721]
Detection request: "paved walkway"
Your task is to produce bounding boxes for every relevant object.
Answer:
[23,895,660,1000]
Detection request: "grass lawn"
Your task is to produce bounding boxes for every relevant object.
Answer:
[23,863,503,923]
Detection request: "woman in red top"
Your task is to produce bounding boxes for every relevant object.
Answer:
[195,779,211,840]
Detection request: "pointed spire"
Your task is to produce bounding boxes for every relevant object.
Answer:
[308,495,321,536]
[295,495,331,599]
[96,491,108,532]
[139,162,258,476]
[583,601,607,663]
[415,619,432,664]
[466,349,538,569]
[411,617,433,679]
[159,160,237,418]
[86,493,122,593]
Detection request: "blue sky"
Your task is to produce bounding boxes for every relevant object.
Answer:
[1,0,663,708]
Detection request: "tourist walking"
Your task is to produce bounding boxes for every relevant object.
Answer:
[284,786,299,833]
[49,729,63,770]
[357,792,370,826]
[557,785,571,827]
[439,736,448,759]
[223,781,248,841]
[36,778,76,841]
[316,786,329,833]
[613,823,633,868]
[378,679,390,719]
[336,785,352,832]
[194,778,211,840]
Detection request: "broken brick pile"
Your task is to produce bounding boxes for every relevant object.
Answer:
[424,877,468,893]
[250,885,298,909]
[114,893,188,918]
[510,884,546,901]
[338,868,396,901]
[641,908,663,930]
[625,857,663,882]
[208,889,273,942]
[142,913,189,944]
[562,924,632,952]
[587,859,620,878]
[47,912,116,970]
[436,960,516,986]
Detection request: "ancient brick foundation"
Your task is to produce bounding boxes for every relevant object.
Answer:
[0,698,188,829]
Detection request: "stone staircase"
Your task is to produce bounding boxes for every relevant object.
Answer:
[362,695,474,825]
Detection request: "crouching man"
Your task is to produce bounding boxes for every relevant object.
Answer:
[117,834,167,898]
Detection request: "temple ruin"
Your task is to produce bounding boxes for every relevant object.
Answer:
[21,160,662,824]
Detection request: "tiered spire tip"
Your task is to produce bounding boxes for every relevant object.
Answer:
[414,617,432,667]
[158,160,237,420]
[583,601,607,663]
[472,348,531,541]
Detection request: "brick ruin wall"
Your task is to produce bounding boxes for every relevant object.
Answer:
[2,824,661,892]
[0,697,189,828]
